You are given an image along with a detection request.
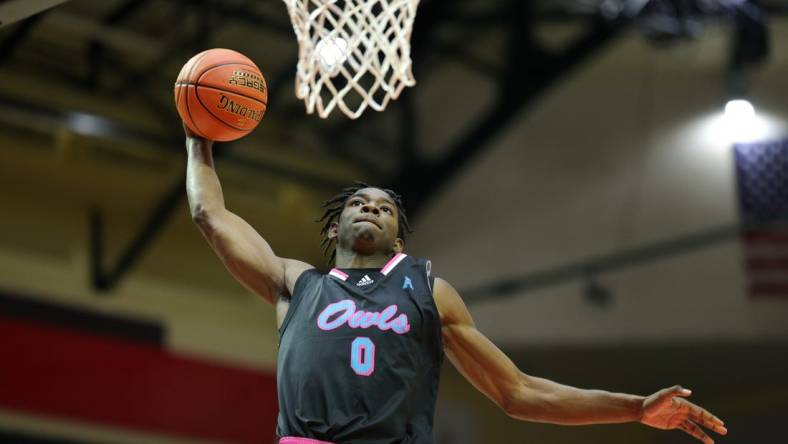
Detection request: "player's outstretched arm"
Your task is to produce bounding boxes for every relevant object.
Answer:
[434,278,727,444]
[185,133,312,305]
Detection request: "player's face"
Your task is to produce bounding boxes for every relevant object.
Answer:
[334,188,402,255]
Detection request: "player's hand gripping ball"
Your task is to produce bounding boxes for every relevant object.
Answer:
[174,48,267,142]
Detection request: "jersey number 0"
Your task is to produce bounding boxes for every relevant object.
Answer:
[350,337,375,376]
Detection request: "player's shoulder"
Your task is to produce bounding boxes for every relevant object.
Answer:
[282,257,314,273]
[282,258,317,294]
[400,254,435,285]
[430,277,471,326]
[432,276,454,293]
[401,253,431,269]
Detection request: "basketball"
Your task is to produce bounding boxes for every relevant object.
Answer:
[174,48,267,142]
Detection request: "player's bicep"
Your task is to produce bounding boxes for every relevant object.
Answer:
[435,278,524,410]
[195,208,284,304]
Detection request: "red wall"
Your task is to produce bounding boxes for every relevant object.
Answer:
[0,314,278,443]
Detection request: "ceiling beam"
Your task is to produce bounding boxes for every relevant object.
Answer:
[86,0,152,88]
[459,221,770,304]
[0,0,67,27]
[393,15,626,218]
[0,10,48,64]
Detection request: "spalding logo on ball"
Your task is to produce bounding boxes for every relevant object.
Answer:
[174,48,267,142]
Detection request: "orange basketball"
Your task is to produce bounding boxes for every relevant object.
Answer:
[174,48,267,142]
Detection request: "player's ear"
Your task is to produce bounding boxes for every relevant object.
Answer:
[327,222,339,240]
[393,238,404,253]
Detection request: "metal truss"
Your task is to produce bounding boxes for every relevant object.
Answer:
[5,0,780,292]
[460,219,788,305]
[0,0,629,292]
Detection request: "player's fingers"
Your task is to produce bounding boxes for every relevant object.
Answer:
[686,402,727,435]
[182,121,195,137]
[679,420,714,444]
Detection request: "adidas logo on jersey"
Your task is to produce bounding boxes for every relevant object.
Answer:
[356,275,374,286]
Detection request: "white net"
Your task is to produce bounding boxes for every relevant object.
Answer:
[283,0,420,119]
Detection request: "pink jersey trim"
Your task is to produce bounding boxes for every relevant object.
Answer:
[381,253,407,275]
[328,268,349,281]
[279,438,335,444]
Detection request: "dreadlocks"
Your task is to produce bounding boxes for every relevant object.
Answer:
[318,181,413,265]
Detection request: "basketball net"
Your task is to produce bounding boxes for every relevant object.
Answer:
[283,0,420,119]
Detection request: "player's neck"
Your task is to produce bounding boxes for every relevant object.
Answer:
[334,249,394,270]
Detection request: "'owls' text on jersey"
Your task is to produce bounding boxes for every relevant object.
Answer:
[277,254,444,443]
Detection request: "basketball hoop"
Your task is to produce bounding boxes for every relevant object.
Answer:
[283,0,420,119]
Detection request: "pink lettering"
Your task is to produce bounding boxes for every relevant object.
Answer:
[317,300,410,334]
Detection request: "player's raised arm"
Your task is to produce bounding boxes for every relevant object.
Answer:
[433,278,727,444]
[185,133,311,305]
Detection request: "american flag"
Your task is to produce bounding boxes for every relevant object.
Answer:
[734,139,788,298]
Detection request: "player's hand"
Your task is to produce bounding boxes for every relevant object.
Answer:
[640,385,727,444]
[183,122,213,148]
[183,121,199,139]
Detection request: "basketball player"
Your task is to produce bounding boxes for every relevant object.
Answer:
[185,132,727,444]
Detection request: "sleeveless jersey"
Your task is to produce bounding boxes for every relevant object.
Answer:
[277,254,444,444]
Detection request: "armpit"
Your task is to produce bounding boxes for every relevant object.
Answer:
[276,293,291,330]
